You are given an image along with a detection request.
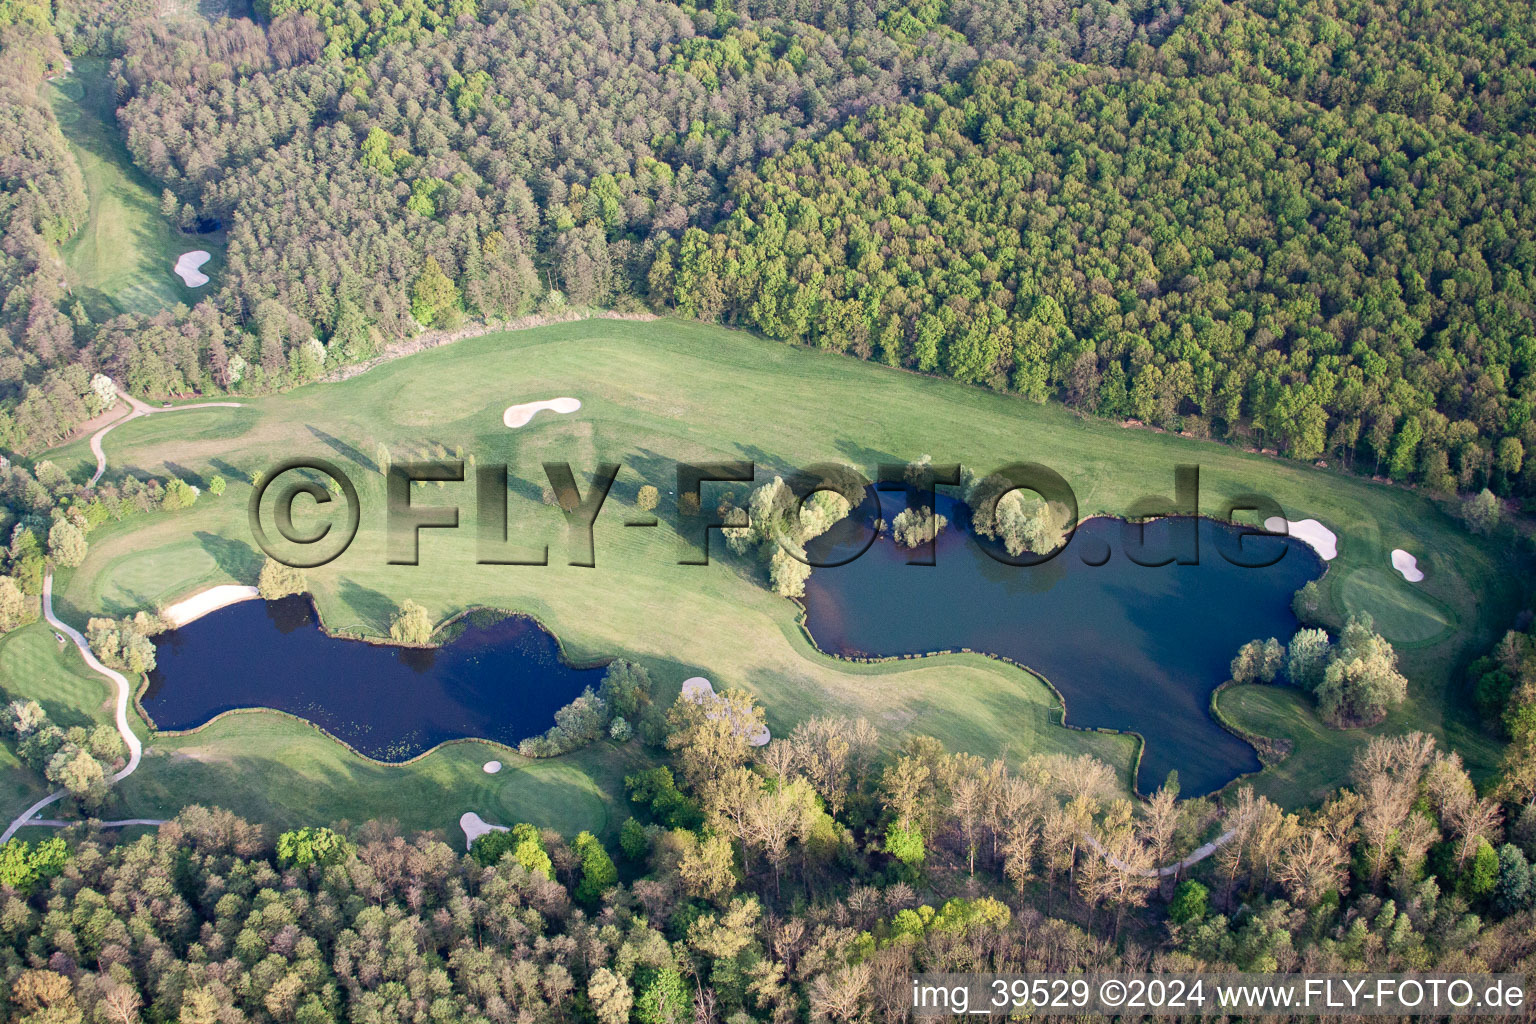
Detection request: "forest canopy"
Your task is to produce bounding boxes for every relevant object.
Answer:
[0,0,1533,509]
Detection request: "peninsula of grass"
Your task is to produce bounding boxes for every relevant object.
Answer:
[20,317,1528,837]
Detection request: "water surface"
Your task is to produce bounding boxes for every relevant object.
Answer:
[800,495,1322,795]
[143,598,604,760]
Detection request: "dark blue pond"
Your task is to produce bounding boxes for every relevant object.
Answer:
[141,597,605,761]
[799,494,1323,795]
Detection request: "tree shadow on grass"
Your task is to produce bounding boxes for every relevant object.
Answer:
[194,531,262,582]
[334,579,399,635]
[66,584,156,620]
[307,426,378,475]
[208,457,244,483]
[164,461,206,489]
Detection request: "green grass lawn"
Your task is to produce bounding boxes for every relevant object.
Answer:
[0,622,125,816]
[13,317,1528,837]
[1214,684,1386,806]
[46,58,225,319]
[1339,567,1455,646]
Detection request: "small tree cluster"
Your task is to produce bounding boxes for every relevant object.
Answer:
[890,505,947,549]
[470,822,555,877]
[1229,637,1285,683]
[1282,616,1409,727]
[2,700,124,810]
[85,612,166,674]
[963,467,1067,556]
[519,660,658,757]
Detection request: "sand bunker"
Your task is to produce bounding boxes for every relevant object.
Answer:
[681,676,770,746]
[504,397,581,428]
[1264,516,1338,561]
[174,251,211,287]
[162,584,260,627]
[483,760,502,774]
[460,811,508,850]
[1391,549,1425,582]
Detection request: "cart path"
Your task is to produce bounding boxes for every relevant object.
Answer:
[1083,828,1237,878]
[88,388,244,485]
[1,574,145,843]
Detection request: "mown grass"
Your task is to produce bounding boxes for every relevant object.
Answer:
[0,623,124,816]
[1339,567,1454,646]
[1214,684,1388,806]
[15,318,1527,836]
[46,58,225,319]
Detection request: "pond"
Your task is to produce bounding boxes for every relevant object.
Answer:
[141,597,606,761]
[799,494,1324,795]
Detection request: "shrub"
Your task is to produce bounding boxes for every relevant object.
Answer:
[573,831,618,903]
[1169,879,1209,924]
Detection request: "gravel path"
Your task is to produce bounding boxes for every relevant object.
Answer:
[0,575,149,844]
[88,389,244,486]
[1082,828,1237,878]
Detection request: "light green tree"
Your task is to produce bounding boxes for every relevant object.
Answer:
[1462,488,1501,534]
[360,126,397,175]
[161,478,198,511]
[47,520,87,568]
[1286,628,1332,690]
[410,256,460,328]
[0,576,28,633]
[257,558,306,600]
[389,599,434,644]
[587,968,633,1024]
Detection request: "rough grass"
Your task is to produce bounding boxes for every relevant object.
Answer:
[46,58,225,319]
[120,720,635,841]
[14,318,1526,837]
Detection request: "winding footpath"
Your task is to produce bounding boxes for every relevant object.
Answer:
[3,385,242,842]
[88,391,245,486]
[0,575,146,843]
[1083,828,1237,878]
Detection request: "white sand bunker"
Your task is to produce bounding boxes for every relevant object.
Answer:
[1391,549,1425,582]
[460,811,508,850]
[504,397,581,428]
[173,251,211,287]
[1265,516,1338,561]
[162,584,260,627]
[681,676,770,746]
[482,760,502,774]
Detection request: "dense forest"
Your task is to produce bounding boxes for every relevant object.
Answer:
[1,685,1534,1023]
[669,26,1536,494]
[3,0,1532,505]
[0,5,95,453]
